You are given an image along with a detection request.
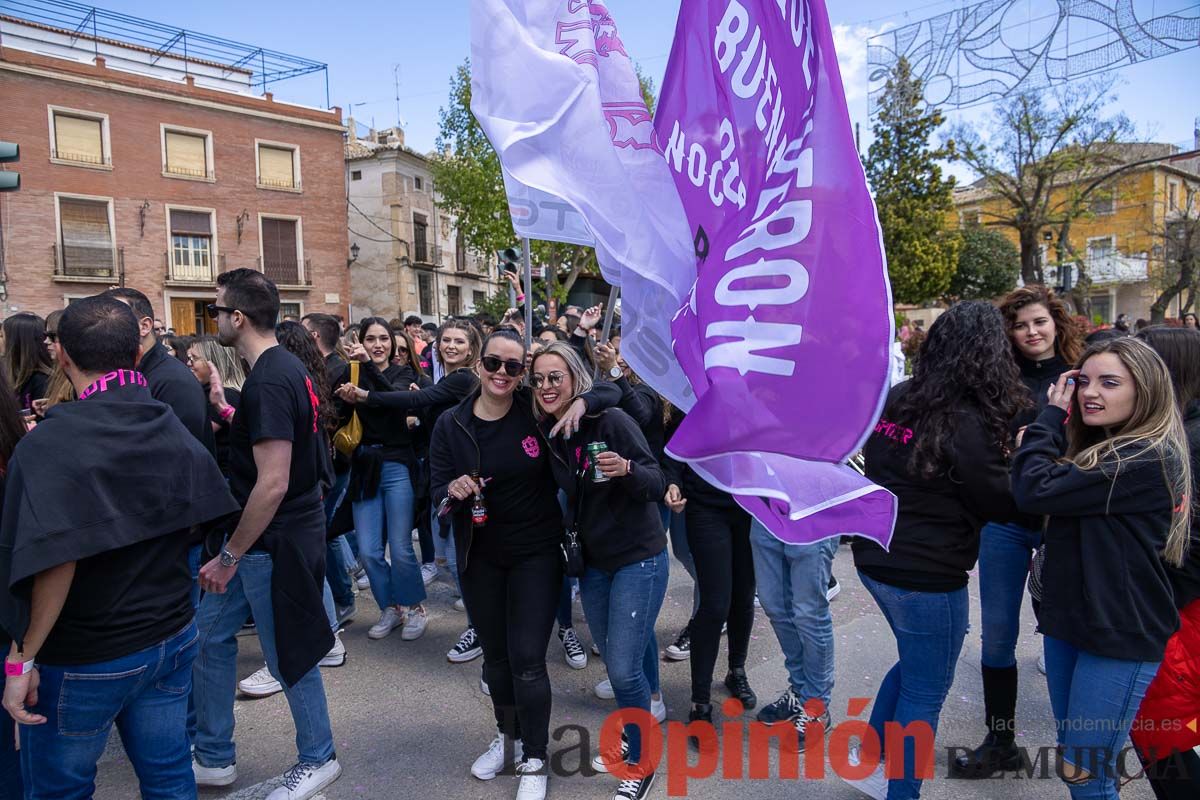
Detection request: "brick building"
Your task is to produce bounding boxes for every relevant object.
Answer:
[0,6,349,333]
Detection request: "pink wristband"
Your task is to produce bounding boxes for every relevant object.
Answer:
[5,659,33,677]
[219,405,235,421]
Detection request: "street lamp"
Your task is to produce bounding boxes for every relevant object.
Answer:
[348,242,360,267]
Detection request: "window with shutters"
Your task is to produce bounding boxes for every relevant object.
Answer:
[456,229,467,272]
[168,208,215,281]
[447,285,461,316]
[473,290,486,310]
[256,141,300,190]
[413,213,429,263]
[48,108,109,168]
[162,127,212,179]
[259,216,301,285]
[279,302,303,321]
[418,272,434,315]
[57,196,115,277]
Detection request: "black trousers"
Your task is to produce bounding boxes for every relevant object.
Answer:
[460,548,563,761]
[685,502,755,705]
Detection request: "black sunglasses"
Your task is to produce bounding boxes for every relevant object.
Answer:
[480,355,525,377]
[205,304,237,319]
[44,331,58,342]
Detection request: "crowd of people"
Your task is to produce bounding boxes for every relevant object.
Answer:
[0,278,1197,800]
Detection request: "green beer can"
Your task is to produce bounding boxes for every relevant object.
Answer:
[586,441,609,483]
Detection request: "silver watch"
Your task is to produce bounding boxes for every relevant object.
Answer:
[608,365,623,380]
[219,547,240,568]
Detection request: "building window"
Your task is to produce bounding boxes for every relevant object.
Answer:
[257,142,300,190]
[473,290,486,310]
[260,217,301,284]
[961,209,980,226]
[414,176,424,191]
[447,285,462,316]
[413,213,430,263]
[1169,180,1181,211]
[169,209,214,281]
[57,196,115,276]
[49,108,109,167]
[456,230,467,272]
[351,170,362,181]
[418,272,434,315]
[1089,193,1115,215]
[1087,236,1116,262]
[163,127,212,179]
[1090,294,1113,324]
[279,302,302,321]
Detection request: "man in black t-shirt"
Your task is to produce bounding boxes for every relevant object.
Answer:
[0,296,238,799]
[191,270,341,800]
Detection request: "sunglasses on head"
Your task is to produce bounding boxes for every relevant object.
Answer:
[205,304,237,320]
[480,355,525,377]
[531,371,566,389]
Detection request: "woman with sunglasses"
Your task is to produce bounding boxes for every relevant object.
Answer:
[332,316,429,641]
[430,329,620,800]
[187,336,246,479]
[2,313,51,413]
[532,342,668,800]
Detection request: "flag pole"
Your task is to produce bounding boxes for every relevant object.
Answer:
[599,286,619,344]
[521,238,533,352]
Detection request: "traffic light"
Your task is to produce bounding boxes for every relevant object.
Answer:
[0,142,17,192]
[499,246,521,275]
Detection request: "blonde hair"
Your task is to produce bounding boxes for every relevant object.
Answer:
[530,342,593,418]
[1065,337,1192,566]
[193,336,246,391]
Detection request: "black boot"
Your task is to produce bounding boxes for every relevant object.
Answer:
[723,667,757,710]
[687,703,713,752]
[952,664,1021,778]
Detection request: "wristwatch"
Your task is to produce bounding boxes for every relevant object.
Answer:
[219,547,241,568]
[608,365,622,380]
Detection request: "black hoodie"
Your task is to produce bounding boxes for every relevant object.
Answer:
[1012,352,1069,433]
[1166,401,1200,609]
[854,382,1019,592]
[1012,405,1181,661]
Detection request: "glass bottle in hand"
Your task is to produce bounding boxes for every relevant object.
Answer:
[470,471,487,526]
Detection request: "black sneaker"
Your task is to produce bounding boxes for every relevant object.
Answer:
[447,626,483,663]
[757,686,803,724]
[558,626,588,669]
[664,627,691,661]
[590,732,629,773]
[612,771,655,800]
[793,707,831,744]
[686,704,713,752]
[826,575,841,601]
[724,668,757,710]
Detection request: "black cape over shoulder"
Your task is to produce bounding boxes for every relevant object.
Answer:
[0,376,239,647]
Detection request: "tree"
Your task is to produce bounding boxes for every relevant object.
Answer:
[947,226,1020,301]
[1148,185,1200,322]
[949,78,1135,293]
[864,57,960,305]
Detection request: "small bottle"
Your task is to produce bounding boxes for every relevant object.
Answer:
[470,471,487,526]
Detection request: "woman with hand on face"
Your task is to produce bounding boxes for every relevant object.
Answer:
[187,336,246,479]
[1012,337,1190,800]
[532,343,668,800]
[955,285,1083,779]
[429,330,620,800]
[337,317,428,642]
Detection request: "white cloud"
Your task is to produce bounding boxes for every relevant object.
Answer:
[832,22,890,104]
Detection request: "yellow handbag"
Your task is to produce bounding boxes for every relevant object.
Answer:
[332,361,363,457]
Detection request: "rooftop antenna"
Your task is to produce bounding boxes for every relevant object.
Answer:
[394,64,402,129]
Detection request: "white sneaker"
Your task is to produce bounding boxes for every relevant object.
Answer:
[559,626,587,669]
[516,758,548,800]
[595,678,615,700]
[1037,653,1047,675]
[471,733,523,780]
[265,757,342,800]
[319,632,346,667]
[454,597,466,612]
[238,665,282,697]
[481,663,491,696]
[651,697,667,723]
[401,606,428,640]
[421,562,439,586]
[368,607,403,639]
[835,745,887,800]
[355,570,370,591]
[591,733,629,773]
[193,759,237,786]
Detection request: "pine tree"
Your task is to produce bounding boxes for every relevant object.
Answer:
[865,58,960,305]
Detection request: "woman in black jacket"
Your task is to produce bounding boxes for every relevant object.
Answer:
[429,329,620,800]
[1012,336,1191,800]
[0,367,27,796]
[955,285,1083,778]
[850,301,1027,800]
[2,313,51,412]
[532,342,667,800]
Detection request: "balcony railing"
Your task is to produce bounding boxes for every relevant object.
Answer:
[257,175,301,191]
[413,243,442,267]
[163,163,212,179]
[53,243,117,279]
[50,149,111,167]
[256,257,312,286]
[166,252,224,283]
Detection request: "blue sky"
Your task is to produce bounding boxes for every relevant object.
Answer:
[87,0,1199,169]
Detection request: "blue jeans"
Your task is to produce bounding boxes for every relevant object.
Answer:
[0,674,21,800]
[978,521,1041,668]
[750,520,837,705]
[1043,636,1159,799]
[193,552,335,767]
[324,471,355,608]
[580,549,670,763]
[353,460,424,609]
[859,571,969,800]
[668,509,700,618]
[22,622,198,800]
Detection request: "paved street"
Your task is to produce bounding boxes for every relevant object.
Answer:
[96,541,1154,800]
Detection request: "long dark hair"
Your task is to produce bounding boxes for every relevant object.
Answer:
[0,368,27,476]
[892,301,1030,478]
[2,313,52,392]
[275,320,336,432]
[357,316,396,363]
[1137,326,1200,411]
[998,285,1083,364]
[392,328,425,379]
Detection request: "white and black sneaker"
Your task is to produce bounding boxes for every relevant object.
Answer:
[756,686,803,724]
[827,575,841,601]
[264,757,342,800]
[448,626,483,663]
[664,626,690,661]
[793,707,832,744]
[559,626,587,669]
[613,771,655,800]
[591,733,629,773]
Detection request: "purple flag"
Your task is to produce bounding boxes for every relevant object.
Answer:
[655,0,897,546]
